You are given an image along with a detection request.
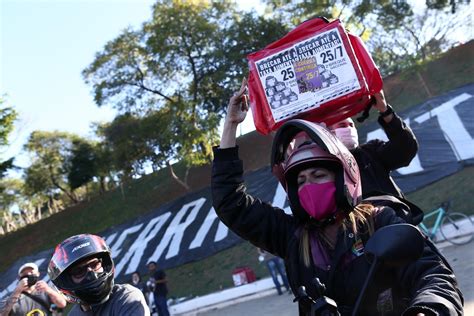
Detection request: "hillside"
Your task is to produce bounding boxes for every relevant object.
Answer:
[0,41,473,297]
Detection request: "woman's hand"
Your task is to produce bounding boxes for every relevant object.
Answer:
[225,78,249,125]
[373,90,393,123]
[373,90,388,113]
[220,78,249,149]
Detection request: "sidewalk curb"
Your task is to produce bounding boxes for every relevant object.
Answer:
[169,277,279,316]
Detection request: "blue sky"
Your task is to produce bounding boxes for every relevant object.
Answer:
[4,0,466,175]
[1,0,158,170]
[1,0,259,174]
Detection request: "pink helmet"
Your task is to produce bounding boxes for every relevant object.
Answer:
[271,119,361,222]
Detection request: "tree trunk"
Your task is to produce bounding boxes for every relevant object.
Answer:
[416,71,433,98]
[5,213,17,232]
[166,161,190,191]
[120,182,126,200]
[99,176,107,193]
[47,198,53,216]
[52,199,63,213]
[36,204,42,220]
[48,166,78,203]
[20,210,29,225]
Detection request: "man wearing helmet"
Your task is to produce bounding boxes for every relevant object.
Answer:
[327,91,418,199]
[1,262,67,316]
[48,234,149,315]
[211,79,463,315]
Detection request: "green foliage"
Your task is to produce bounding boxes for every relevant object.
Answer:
[0,97,18,178]
[263,0,471,76]
[23,161,54,197]
[97,114,152,178]
[0,178,23,221]
[425,0,471,13]
[381,41,474,113]
[67,140,98,190]
[264,0,413,32]
[0,0,471,298]
[0,99,16,148]
[24,131,83,203]
[0,158,15,181]
[83,0,288,183]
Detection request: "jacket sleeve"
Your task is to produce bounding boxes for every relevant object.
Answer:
[364,111,419,171]
[211,146,296,258]
[375,208,464,316]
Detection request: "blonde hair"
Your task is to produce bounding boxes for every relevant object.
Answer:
[300,203,376,267]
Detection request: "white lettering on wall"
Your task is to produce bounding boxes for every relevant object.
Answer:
[365,126,388,143]
[189,207,228,249]
[272,183,292,214]
[395,118,424,175]
[366,122,427,175]
[105,233,117,246]
[116,212,172,275]
[109,223,144,259]
[414,93,473,160]
[148,198,206,263]
[364,93,473,174]
[214,215,229,242]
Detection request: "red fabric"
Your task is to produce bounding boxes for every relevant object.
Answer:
[247,18,383,135]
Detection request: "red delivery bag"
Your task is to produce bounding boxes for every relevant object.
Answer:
[232,267,256,286]
[247,17,383,135]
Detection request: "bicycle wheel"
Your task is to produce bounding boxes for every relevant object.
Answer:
[440,212,474,245]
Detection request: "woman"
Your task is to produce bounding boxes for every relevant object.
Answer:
[211,79,463,315]
[129,271,149,307]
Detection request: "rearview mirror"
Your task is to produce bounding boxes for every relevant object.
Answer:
[353,224,425,316]
[365,223,424,267]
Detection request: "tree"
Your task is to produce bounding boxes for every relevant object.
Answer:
[23,161,65,218]
[97,114,154,179]
[0,96,18,178]
[93,141,116,194]
[369,3,471,75]
[83,0,288,189]
[67,139,98,190]
[24,131,81,203]
[263,0,412,34]
[0,178,22,234]
[263,0,471,76]
[425,0,471,13]
[0,96,19,234]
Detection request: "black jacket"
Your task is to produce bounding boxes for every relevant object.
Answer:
[211,146,463,316]
[354,113,418,198]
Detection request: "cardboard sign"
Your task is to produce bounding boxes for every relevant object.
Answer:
[247,18,383,135]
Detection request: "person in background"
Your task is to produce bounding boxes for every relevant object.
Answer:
[48,234,149,316]
[211,79,463,315]
[328,91,418,198]
[258,248,290,295]
[129,271,149,307]
[1,262,67,316]
[147,261,169,316]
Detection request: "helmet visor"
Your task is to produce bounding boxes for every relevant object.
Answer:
[49,235,109,282]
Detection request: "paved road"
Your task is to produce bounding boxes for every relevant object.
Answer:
[199,242,474,315]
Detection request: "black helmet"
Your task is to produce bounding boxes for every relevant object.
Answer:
[48,234,114,306]
[271,119,361,224]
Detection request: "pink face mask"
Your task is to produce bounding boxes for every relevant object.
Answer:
[298,182,337,220]
[333,127,359,149]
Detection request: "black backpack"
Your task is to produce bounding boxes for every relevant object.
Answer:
[362,192,424,225]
